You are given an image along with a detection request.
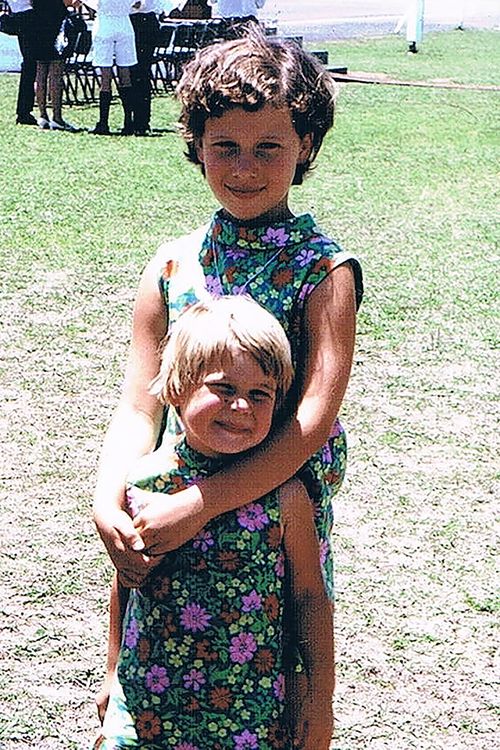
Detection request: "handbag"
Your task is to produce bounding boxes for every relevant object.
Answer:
[0,12,19,36]
[55,11,88,58]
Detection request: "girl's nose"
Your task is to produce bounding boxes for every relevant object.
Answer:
[232,152,257,176]
[230,396,251,412]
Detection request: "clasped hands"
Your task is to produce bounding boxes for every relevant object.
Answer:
[99,485,206,588]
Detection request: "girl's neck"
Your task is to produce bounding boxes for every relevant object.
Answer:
[220,206,295,228]
[183,436,225,462]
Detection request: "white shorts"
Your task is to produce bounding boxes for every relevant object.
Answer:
[92,16,137,68]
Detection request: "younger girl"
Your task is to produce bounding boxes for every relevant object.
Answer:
[93,27,363,618]
[98,296,334,748]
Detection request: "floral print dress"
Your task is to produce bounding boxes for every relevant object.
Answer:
[101,212,363,749]
[156,211,363,601]
[102,438,291,749]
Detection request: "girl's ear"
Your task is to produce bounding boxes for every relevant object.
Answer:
[298,133,313,164]
[169,393,181,408]
[195,138,204,164]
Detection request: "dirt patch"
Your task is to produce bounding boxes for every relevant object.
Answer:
[0,269,498,747]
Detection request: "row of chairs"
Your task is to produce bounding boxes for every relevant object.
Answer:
[150,19,249,94]
[62,18,247,106]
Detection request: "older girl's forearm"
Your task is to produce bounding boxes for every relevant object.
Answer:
[93,403,162,520]
[198,397,336,519]
[198,269,356,519]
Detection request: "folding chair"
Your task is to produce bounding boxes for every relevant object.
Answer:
[151,22,176,94]
[63,28,100,105]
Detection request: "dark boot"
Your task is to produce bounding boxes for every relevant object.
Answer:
[130,73,151,134]
[133,93,151,135]
[118,86,134,135]
[91,91,111,135]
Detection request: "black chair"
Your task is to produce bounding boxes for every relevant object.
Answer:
[151,22,177,94]
[63,27,101,105]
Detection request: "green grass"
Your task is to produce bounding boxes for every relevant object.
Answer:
[316,29,500,84]
[0,29,499,749]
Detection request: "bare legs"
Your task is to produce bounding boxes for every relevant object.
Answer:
[36,60,75,130]
[49,61,64,124]
[36,62,50,123]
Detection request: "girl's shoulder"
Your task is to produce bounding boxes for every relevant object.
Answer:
[301,217,364,310]
[150,224,209,278]
[151,223,214,315]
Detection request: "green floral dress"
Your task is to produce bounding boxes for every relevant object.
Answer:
[101,212,362,749]
[155,211,363,601]
[102,438,290,749]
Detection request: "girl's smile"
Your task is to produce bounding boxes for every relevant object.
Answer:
[196,105,312,223]
[175,348,278,458]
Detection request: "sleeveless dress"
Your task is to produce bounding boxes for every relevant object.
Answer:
[100,213,362,748]
[101,438,291,749]
[154,211,363,601]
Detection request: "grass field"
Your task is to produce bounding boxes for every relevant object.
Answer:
[0,29,498,749]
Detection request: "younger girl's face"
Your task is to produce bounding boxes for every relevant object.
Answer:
[196,104,312,223]
[175,348,277,458]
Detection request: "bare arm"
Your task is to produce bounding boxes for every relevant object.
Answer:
[95,573,130,724]
[280,479,335,749]
[92,258,167,583]
[134,264,356,553]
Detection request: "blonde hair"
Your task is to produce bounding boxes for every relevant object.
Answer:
[176,24,338,185]
[150,296,293,410]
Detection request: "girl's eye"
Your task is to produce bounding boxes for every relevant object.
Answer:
[250,390,273,402]
[213,142,238,155]
[257,142,281,155]
[212,383,234,397]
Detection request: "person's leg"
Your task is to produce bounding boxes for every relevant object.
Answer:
[117,66,134,136]
[36,61,50,126]
[115,24,138,135]
[49,60,64,123]
[15,13,37,123]
[100,66,113,94]
[91,67,113,134]
[48,60,79,131]
[129,13,158,134]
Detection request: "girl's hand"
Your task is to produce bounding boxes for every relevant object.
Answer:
[94,508,156,586]
[95,672,114,725]
[133,484,208,554]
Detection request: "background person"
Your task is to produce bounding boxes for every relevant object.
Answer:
[91,0,137,135]
[32,0,81,130]
[128,0,160,135]
[7,0,37,125]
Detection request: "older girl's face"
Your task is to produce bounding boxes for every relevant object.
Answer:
[196,105,312,223]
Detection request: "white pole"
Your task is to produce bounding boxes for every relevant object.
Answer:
[407,0,425,53]
[458,0,467,29]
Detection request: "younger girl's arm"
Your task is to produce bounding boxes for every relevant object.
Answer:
[95,573,130,724]
[134,264,356,553]
[280,479,335,749]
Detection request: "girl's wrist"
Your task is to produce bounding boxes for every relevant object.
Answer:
[187,481,210,522]
[195,478,228,527]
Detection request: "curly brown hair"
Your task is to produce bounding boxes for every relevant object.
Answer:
[176,25,338,185]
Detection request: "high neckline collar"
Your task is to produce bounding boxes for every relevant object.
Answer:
[210,210,317,252]
[174,436,227,474]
